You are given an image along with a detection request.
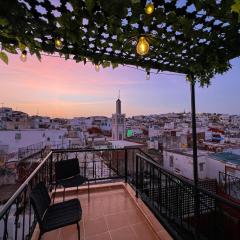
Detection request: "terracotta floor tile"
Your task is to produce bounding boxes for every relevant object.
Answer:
[103,198,135,214]
[83,200,105,220]
[131,222,158,240]
[41,229,60,240]
[61,222,84,240]
[84,217,108,237]
[32,185,169,240]
[138,202,153,216]
[105,212,129,230]
[85,232,111,240]
[149,216,165,232]
[110,226,137,240]
[126,209,145,225]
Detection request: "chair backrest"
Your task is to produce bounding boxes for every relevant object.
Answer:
[30,182,51,226]
[55,158,80,181]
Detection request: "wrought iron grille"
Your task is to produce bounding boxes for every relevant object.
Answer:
[1,148,240,240]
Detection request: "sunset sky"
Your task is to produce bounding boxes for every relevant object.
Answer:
[0,54,239,118]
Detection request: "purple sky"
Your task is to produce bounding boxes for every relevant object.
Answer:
[0,54,239,118]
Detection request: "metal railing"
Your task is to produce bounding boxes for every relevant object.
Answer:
[18,142,45,161]
[0,148,129,240]
[131,154,240,240]
[219,171,240,201]
[0,148,240,240]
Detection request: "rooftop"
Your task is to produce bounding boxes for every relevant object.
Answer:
[164,148,209,158]
[32,183,172,240]
[109,140,143,148]
[210,152,240,165]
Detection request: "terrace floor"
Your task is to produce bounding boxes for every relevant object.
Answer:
[32,182,172,240]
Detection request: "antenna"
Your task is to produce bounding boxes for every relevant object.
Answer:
[118,90,120,99]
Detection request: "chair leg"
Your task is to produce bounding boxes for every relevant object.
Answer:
[77,222,80,240]
[88,180,90,201]
[53,184,57,204]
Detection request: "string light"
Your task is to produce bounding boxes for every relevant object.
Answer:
[20,50,27,62]
[136,36,150,56]
[146,71,150,80]
[145,2,154,15]
[39,53,184,77]
[55,38,63,50]
[95,64,100,72]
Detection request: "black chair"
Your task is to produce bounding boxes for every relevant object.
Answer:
[55,158,90,201]
[30,182,82,240]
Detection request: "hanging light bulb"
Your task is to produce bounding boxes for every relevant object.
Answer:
[136,36,150,56]
[145,2,154,15]
[95,64,100,72]
[55,38,63,50]
[146,71,150,80]
[20,50,27,62]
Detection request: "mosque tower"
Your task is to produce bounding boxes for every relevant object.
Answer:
[112,94,126,140]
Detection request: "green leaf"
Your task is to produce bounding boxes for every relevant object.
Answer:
[0,52,8,64]
[102,61,111,68]
[112,63,118,69]
[0,18,9,26]
[19,42,26,51]
[85,0,95,14]
[4,45,17,54]
[35,51,41,62]
[231,0,240,14]
[131,0,140,3]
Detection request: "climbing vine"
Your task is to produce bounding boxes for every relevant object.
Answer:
[0,0,239,85]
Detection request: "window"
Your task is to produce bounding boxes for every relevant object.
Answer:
[47,137,50,141]
[199,163,204,172]
[169,156,174,167]
[15,133,21,140]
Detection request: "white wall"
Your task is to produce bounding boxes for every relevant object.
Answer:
[0,129,67,154]
[205,156,225,180]
[163,151,207,180]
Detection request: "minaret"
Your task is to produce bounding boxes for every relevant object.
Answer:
[112,94,126,140]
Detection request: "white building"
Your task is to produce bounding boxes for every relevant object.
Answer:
[0,129,67,159]
[149,125,161,139]
[163,149,208,180]
[163,148,240,181]
[205,151,240,179]
[112,98,126,140]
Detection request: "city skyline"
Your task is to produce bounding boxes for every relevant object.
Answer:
[0,54,239,118]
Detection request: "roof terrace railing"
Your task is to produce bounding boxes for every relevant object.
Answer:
[132,153,240,240]
[219,171,240,202]
[0,148,240,240]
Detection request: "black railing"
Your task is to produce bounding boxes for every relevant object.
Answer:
[0,151,52,240]
[0,148,130,240]
[1,148,240,240]
[18,142,45,161]
[219,171,240,201]
[132,153,240,240]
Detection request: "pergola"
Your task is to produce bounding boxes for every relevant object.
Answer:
[0,0,240,191]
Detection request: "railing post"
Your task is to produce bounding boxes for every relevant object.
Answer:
[136,155,139,198]
[125,148,128,183]
[190,77,200,239]
[50,153,53,188]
